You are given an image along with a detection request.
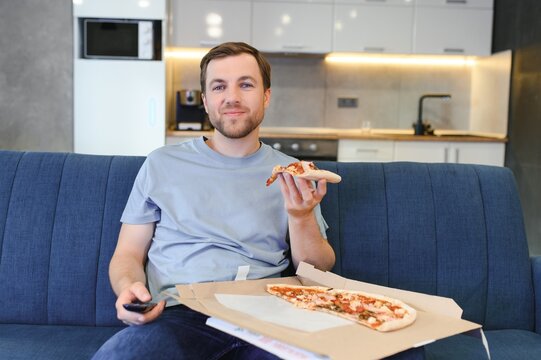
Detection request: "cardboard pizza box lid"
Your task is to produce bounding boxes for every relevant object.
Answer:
[176,262,481,360]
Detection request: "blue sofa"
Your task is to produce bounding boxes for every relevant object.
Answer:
[1,150,540,359]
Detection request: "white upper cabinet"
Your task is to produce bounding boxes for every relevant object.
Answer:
[414,0,493,55]
[170,0,251,47]
[252,1,333,53]
[333,0,414,54]
[167,0,493,56]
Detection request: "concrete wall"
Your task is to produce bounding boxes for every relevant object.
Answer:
[0,0,73,151]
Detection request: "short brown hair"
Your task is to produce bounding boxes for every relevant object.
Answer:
[200,42,271,94]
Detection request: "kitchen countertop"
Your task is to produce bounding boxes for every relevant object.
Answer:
[167,127,508,143]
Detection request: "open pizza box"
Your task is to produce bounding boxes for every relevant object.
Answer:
[175,262,485,359]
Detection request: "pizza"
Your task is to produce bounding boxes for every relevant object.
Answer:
[266,161,342,186]
[266,284,417,332]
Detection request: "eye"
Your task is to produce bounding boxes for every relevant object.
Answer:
[212,84,225,91]
[240,82,254,89]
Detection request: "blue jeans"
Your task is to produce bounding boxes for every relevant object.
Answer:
[92,305,280,360]
[93,304,425,360]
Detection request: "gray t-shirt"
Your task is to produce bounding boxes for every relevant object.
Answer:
[121,137,328,300]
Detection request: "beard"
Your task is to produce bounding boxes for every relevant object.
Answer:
[209,106,265,139]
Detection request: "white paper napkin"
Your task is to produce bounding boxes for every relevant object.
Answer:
[214,294,352,332]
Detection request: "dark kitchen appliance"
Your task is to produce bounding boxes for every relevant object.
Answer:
[175,89,209,131]
[81,18,162,60]
[260,138,338,161]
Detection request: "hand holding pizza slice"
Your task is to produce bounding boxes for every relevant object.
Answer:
[266,161,341,187]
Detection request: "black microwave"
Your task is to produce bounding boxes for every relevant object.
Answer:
[81,18,162,60]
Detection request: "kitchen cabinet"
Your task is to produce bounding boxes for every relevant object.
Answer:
[393,141,505,166]
[338,140,395,162]
[333,0,414,54]
[414,0,493,56]
[170,0,251,47]
[168,0,493,56]
[252,0,333,53]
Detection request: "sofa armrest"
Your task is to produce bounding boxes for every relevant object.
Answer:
[532,256,541,334]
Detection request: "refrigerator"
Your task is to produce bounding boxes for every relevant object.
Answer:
[73,0,166,156]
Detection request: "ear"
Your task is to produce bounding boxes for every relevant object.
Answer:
[201,93,209,113]
[263,88,271,109]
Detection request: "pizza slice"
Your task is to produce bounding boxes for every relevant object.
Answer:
[266,161,342,186]
[266,284,417,332]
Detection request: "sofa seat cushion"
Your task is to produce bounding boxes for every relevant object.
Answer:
[0,324,123,360]
[425,329,541,359]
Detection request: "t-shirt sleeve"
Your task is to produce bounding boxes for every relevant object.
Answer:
[120,159,161,224]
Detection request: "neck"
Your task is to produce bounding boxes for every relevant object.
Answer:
[206,128,261,157]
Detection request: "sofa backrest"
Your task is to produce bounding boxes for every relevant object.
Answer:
[0,151,144,326]
[317,161,534,331]
[0,151,534,331]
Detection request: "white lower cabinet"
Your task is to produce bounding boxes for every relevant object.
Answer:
[338,140,395,162]
[393,141,448,163]
[447,142,505,166]
[393,141,505,166]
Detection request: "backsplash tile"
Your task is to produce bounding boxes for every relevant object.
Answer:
[264,57,326,128]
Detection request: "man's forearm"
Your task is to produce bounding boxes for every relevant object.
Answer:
[288,213,335,271]
[109,223,155,296]
[109,254,148,296]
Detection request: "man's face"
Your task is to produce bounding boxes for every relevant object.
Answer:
[202,53,271,139]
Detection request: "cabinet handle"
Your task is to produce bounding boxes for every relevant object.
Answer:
[199,40,220,47]
[455,148,460,163]
[363,46,385,53]
[444,148,449,163]
[355,149,379,153]
[444,48,465,54]
[446,0,467,4]
[147,97,157,127]
[282,45,307,50]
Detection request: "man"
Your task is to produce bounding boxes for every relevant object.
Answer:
[93,42,335,359]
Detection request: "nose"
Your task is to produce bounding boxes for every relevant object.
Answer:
[224,87,241,105]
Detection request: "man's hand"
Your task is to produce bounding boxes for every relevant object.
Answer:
[278,172,327,219]
[277,172,335,271]
[116,281,166,326]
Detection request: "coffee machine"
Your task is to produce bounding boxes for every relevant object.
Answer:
[175,89,210,130]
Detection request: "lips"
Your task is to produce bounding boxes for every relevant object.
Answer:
[222,107,247,116]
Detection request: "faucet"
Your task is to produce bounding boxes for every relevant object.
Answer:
[414,94,452,135]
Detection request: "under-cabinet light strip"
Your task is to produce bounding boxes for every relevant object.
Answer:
[165,48,210,59]
[165,49,477,66]
[325,53,476,66]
